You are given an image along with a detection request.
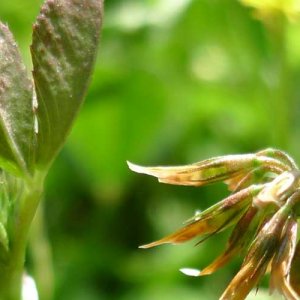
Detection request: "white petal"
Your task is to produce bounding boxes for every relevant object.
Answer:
[180,268,201,277]
[22,274,39,300]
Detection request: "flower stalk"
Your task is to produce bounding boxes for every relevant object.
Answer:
[0,172,45,300]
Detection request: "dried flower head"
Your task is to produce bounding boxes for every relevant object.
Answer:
[128,148,300,300]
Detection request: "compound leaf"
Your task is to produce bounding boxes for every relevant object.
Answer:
[0,23,35,176]
[31,0,103,169]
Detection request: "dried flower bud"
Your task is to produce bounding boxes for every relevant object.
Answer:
[270,217,298,300]
[254,170,300,208]
[128,148,300,299]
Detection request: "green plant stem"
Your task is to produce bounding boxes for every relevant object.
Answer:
[0,172,45,300]
[29,203,54,300]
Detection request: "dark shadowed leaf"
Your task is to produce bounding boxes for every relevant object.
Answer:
[31,0,103,169]
[0,23,35,176]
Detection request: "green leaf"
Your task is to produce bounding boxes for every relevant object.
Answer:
[31,0,103,169]
[0,23,35,176]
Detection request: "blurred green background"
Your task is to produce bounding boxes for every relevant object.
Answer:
[0,0,300,299]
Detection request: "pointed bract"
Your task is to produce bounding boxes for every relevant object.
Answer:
[270,217,298,300]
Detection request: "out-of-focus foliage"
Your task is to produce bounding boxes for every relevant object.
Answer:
[0,0,300,299]
[241,0,300,21]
